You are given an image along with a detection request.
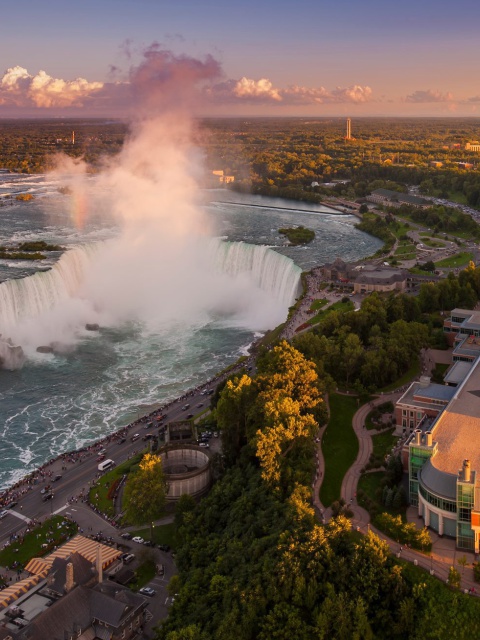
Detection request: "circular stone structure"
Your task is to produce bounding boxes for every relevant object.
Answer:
[160,444,212,501]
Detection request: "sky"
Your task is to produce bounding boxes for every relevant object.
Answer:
[1,0,480,118]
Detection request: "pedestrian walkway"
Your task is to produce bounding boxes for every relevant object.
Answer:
[314,390,480,594]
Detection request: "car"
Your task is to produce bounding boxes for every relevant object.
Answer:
[42,493,54,502]
[4,500,18,509]
[207,389,214,395]
[199,442,209,448]
[186,414,194,419]
[122,553,135,564]
[97,454,106,461]
[131,434,140,442]
[118,437,126,444]
[142,433,153,441]
[120,532,132,540]
[156,563,165,576]
[139,587,156,597]
[40,486,51,495]
[98,448,107,455]
[0,510,8,519]
[132,536,144,544]
[197,402,203,408]
[53,474,62,482]
[158,544,170,552]
[143,540,155,547]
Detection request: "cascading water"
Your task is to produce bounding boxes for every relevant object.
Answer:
[209,240,302,307]
[0,238,300,368]
[0,244,99,330]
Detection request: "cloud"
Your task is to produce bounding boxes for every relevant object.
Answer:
[233,77,282,101]
[467,95,480,103]
[405,89,454,103]
[0,59,373,115]
[0,65,103,108]
[207,77,373,105]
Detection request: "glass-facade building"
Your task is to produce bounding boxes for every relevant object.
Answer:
[405,335,480,552]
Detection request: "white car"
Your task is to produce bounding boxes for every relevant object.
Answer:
[132,536,144,544]
[0,510,8,519]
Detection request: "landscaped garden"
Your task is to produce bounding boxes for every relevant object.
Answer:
[89,452,145,517]
[0,516,78,567]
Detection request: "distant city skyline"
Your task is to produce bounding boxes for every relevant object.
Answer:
[1,0,480,118]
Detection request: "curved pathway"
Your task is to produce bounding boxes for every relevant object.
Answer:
[315,390,480,593]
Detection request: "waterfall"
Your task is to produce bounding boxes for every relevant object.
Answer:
[0,239,301,367]
[209,240,302,307]
[0,244,100,333]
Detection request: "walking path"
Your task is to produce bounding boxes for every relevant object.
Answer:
[313,388,479,594]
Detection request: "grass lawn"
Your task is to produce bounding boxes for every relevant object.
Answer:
[379,358,420,392]
[435,252,473,268]
[357,471,384,506]
[132,522,177,549]
[394,244,416,255]
[307,300,354,326]
[0,516,78,567]
[420,238,445,248]
[320,393,359,506]
[89,452,145,517]
[309,298,328,311]
[391,222,412,239]
[371,428,397,460]
[408,266,432,275]
[394,253,416,261]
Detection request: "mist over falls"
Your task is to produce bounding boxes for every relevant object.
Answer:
[0,238,301,368]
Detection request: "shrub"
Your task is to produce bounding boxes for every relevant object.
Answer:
[374,512,432,551]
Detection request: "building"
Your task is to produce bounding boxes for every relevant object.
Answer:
[465,142,480,152]
[398,310,480,551]
[320,259,408,293]
[211,170,235,184]
[352,265,407,294]
[346,118,352,140]
[0,535,149,639]
[366,189,430,209]
[0,583,148,640]
[443,308,480,347]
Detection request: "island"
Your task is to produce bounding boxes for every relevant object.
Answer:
[279,225,315,245]
[0,240,64,261]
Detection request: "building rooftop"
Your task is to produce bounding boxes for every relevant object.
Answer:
[398,380,455,409]
[431,358,480,475]
[449,308,480,325]
[420,459,457,499]
[370,189,429,206]
[444,361,474,385]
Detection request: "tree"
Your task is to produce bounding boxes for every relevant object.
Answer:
[216,374,254,466]
[123,453,168,540]
[447,566,461,589]
[457,555,468,577]
[256,396,317,487]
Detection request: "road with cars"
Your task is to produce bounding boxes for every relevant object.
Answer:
[0,382,228,635]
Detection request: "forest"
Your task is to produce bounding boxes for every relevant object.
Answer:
[157,339,480,640]
[2,118,480,209]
